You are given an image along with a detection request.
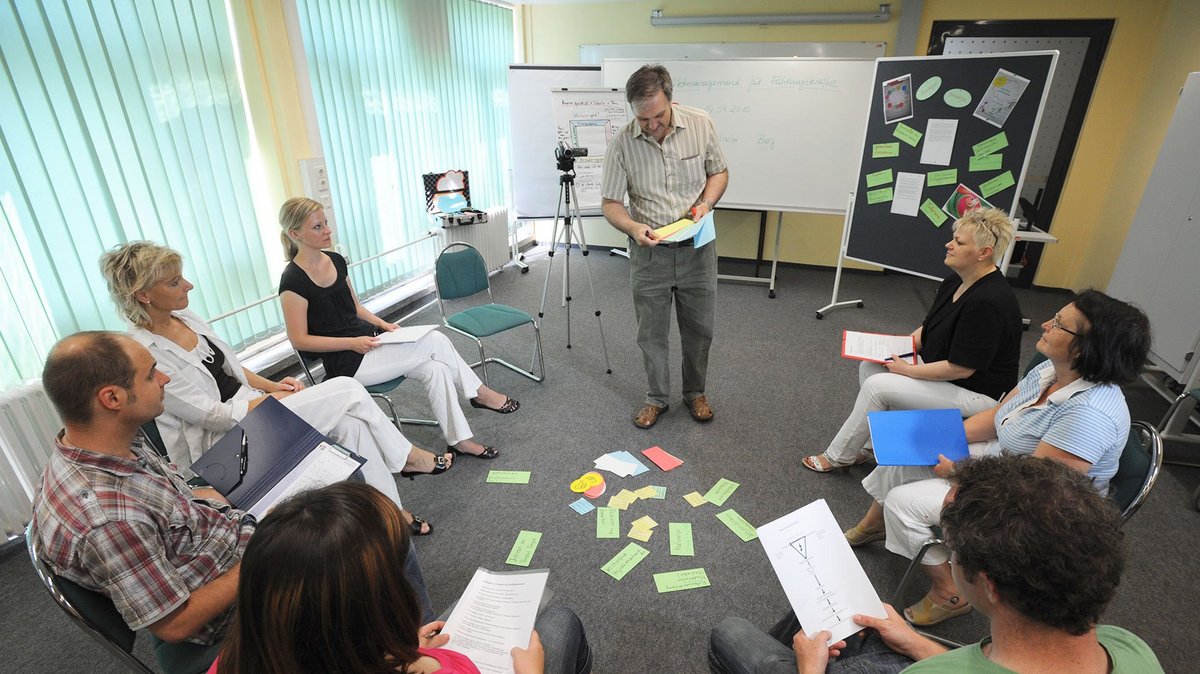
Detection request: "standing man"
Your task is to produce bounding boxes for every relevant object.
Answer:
[602,64,729,429]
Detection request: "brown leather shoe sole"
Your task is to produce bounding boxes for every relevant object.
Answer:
[633,403,668,429]
[686,396,714,422]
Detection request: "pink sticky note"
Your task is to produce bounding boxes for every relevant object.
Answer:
[642,446,684,471]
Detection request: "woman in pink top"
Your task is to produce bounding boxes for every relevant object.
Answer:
[211,482,591,674]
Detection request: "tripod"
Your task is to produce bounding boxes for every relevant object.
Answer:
[538,168,612,374]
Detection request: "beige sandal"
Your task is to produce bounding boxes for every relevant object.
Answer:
[844,523,887,547]
[904,593,972,626]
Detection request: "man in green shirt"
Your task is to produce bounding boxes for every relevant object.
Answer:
[710,455,1162,673]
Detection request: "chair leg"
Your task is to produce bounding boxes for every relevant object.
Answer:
[371,392,439,428]
[892,537,943,605]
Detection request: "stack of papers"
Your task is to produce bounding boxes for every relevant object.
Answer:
[594,451,650,477]
[651,211,716,248]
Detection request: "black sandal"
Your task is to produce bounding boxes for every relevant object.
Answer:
[409,515,433,537]
[469,396,520,414]
[449,444,500,460]
[400,452,453,480]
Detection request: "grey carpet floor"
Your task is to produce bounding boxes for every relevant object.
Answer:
[2,250,1197,673]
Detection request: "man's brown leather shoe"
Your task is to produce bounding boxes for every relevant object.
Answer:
[686,395,714,422]
[633,403,668,429]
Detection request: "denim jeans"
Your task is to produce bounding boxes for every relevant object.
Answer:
[709,611,913,674]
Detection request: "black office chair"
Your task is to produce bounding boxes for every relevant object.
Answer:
[26,524,220,674]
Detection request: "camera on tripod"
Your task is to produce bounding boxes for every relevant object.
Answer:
[554,143,588,172]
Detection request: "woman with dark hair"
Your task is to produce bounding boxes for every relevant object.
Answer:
[278,197,514,460]
[213,482,592,674]
[843,290,1150,626]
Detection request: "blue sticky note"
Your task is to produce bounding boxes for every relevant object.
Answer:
[694,211,716,249]
[569,497,595,515]
[866,409,968,466]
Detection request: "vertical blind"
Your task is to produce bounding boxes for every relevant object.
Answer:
[0,0,278,387]
[294,0,513,295]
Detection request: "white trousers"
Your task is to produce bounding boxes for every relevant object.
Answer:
[822,361,997,465]
[274,376,411,509]
[352,331,484,446]
[862,439,999,565]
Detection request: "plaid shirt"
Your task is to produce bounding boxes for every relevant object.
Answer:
[31,432,254,645]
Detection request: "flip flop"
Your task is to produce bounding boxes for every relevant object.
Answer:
[409,514,433,537]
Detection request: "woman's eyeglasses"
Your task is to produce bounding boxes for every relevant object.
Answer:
[1051,313,1078,336]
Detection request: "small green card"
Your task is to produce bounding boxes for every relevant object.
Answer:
[505,530,542,567]
[893,122,923,147]
[866,187,894,204]
[596,506,620,539]
[702,478,740,506]
[669,522,695,557]
[650,485,667,500]
[972,132,1008,158]
[926,169,957,187]
[653,567,710,593]
[969,154,1003,172]
[865,168,893,188]
[872,142,900,158]
[601,542,650,580]
[979,170,1016,198]
[920,199,949,227]
[486,470,530,484]
[716,509,758,542]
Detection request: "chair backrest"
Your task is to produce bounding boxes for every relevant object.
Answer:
[26,524,156,673]
[1111,421,1163,525]
[290,346,323,385]
[140,419,171,460]
[1022,350,1049,377]
[435,242,491,303]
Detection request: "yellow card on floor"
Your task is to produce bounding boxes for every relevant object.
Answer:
[703,478,740,506]
[602,542,650,580]
[606,495,631,511]
[654,568,710,593]
[487,470,530,484]
[684,491,708,507]
[627,525,653,542]
[669,522,694,556]
[634,486,657,499]
[596,507,620,539]
[505,530,542,567]
[631,515,658,530]
[570,471,603,493]
[716,509,758,542]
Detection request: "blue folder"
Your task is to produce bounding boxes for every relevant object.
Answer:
[190,396,362,510]
[866,409,969,466]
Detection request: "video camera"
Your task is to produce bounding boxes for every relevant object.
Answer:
[555,143,588,172]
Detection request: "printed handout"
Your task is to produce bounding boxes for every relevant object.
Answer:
[841,331,916,365]
[442,568,549,674]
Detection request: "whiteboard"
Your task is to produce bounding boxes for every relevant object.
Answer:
[602,58,876,213]
[581,41,886,64]
[550,89,629,211]
[508,65,604,219]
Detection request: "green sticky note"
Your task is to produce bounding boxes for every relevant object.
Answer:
[601,542,650,580]
[969,154,1003,172]
[893,122,923,147]
[669,522,695,556]
[716,509,758,542]
[505,530,542,567]
[872,142,900,158]
[865,187,893,205]
[920,199,949,227]
[979,170,1016,198]
[651,485,667,500]
[596,507,620,539]
[486,470,530,484]
[703,478,740,506]
[926,169,957,187]
[653,567,710,593]
[972,132,1008,158]
[865,168,893,188]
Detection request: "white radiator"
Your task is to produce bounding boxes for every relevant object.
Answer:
[437,207,512,273]
[0,380,60,537]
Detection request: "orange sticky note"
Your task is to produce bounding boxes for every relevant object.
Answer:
[642,446,684,471]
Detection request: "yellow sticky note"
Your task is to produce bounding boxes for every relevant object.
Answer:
[684,492,707,507]
[627,525,653,542]
[634,486,657,499]
[570,472,603,493]
[631,515,658,530]
[607,494,631,510]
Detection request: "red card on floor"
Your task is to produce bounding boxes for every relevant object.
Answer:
[642,446,684,471]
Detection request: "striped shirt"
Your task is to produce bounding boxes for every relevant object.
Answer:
[31,432,254,644]
[601,104,728,228]
[994,360,1129,495]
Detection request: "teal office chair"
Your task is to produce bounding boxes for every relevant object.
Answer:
[27,524,220,674]
[291,347,438,429]
[434,242,544,385]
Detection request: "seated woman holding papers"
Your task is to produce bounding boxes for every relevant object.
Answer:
[211,482,592,674]
[845,291,1150,626]
[278,197,515,460]
[101,241,449,536]
[803,208,1021,472]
